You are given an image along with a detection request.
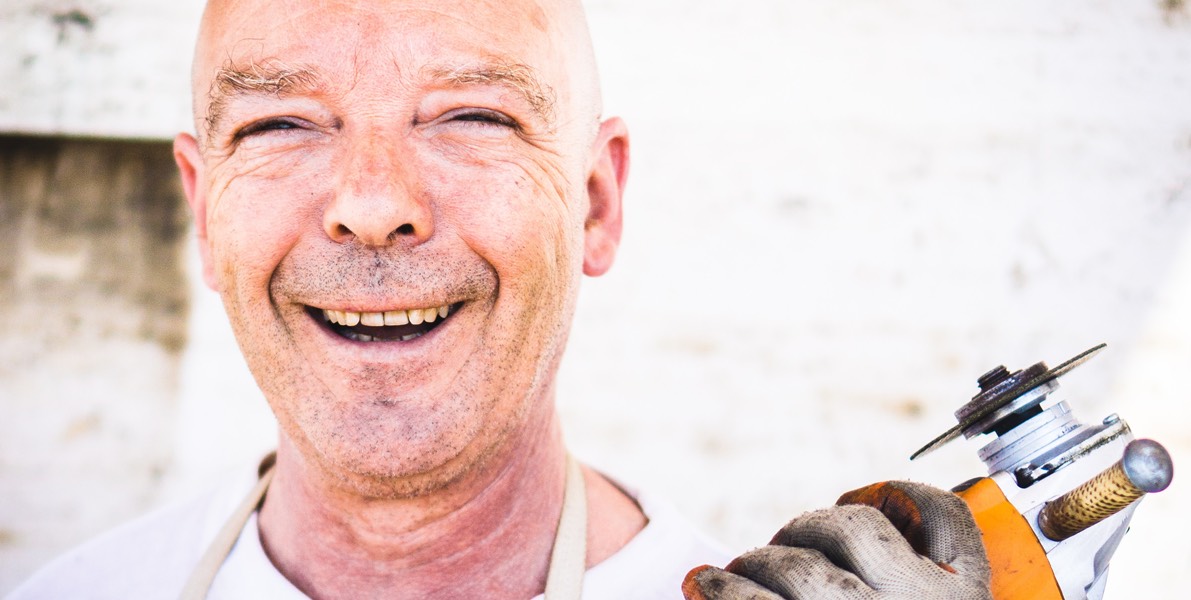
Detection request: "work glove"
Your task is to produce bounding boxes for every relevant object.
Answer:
[682,481,992,599]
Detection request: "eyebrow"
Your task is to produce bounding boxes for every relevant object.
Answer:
[428,62,557,124]
[204,59,322,138]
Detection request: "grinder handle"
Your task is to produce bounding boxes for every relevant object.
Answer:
[1037,438,1173,542]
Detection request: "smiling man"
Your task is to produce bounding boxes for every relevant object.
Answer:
[10,0,728,598]
[170,0,661,596]
[12,0,996,598]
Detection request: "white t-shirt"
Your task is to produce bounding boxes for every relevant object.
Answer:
[9,464,731,600]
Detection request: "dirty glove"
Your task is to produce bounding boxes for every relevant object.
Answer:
[682,481,991,599]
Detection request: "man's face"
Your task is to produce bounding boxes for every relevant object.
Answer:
[175,0,625,493]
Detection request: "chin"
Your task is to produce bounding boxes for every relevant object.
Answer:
[287,403,513,499]
[331,451,479,499]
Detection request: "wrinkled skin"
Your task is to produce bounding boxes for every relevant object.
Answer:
[176,0,623,496]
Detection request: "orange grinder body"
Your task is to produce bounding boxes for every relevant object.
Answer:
[957,477,1062,600]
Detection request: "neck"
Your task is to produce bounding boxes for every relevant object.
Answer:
[257,400,643,599]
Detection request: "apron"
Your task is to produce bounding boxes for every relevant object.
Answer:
[179,454,588,600]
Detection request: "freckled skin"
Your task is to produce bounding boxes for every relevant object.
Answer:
[181,0,601,494]
[173,0,639,596]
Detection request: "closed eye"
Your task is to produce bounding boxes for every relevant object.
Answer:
[233,117,307,141]
[446,109,519,129]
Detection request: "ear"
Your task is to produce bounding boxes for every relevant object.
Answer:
[582,117,629,277]
[173,133,220,291]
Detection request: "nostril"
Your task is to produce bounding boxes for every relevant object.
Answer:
[327,220,421,245]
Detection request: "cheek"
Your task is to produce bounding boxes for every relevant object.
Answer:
[206,156,332,294]
[428,158,584,284]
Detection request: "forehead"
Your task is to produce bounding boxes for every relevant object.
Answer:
[198,0,565,96]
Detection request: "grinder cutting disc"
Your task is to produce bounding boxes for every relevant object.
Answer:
[910,343,1107,460]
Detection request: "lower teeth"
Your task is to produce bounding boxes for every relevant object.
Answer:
[342,331,424,343]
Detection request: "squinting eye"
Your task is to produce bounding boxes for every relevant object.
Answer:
[449,109,517,128]
[234,118,304,140]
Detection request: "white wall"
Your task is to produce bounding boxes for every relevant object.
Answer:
[3,0,1190,596]
[572,4,1191,597]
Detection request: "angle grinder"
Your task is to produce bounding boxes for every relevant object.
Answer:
[912,344,1174,599]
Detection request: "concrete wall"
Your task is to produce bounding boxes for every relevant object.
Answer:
[3,0,1190,596]
[0,136,190,590]
[0,0,201,137]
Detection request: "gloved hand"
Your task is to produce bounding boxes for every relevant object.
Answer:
[682,481,992,599]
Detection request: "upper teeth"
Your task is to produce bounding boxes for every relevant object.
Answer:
[323,305,451,327]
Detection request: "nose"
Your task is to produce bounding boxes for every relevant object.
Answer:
[324,139,433,247]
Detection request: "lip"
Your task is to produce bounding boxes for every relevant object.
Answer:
[311,303,456,315]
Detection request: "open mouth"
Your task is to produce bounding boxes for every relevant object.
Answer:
[309,303,459,342]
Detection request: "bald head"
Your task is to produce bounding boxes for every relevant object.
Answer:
[189,0,603,149]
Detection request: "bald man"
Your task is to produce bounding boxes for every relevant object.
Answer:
[12,0,991,598]
[11,0,728,598]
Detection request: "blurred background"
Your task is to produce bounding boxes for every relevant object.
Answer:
[2,0,1189,596]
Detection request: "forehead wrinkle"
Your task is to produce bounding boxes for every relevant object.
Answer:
[428,61,557,125]
[204,57,323,140]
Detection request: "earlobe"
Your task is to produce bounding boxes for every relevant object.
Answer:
[583,117,630,277]
[173,133,220,291]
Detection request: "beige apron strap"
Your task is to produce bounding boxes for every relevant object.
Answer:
[179,453,276,600]
[544,454,587,600]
